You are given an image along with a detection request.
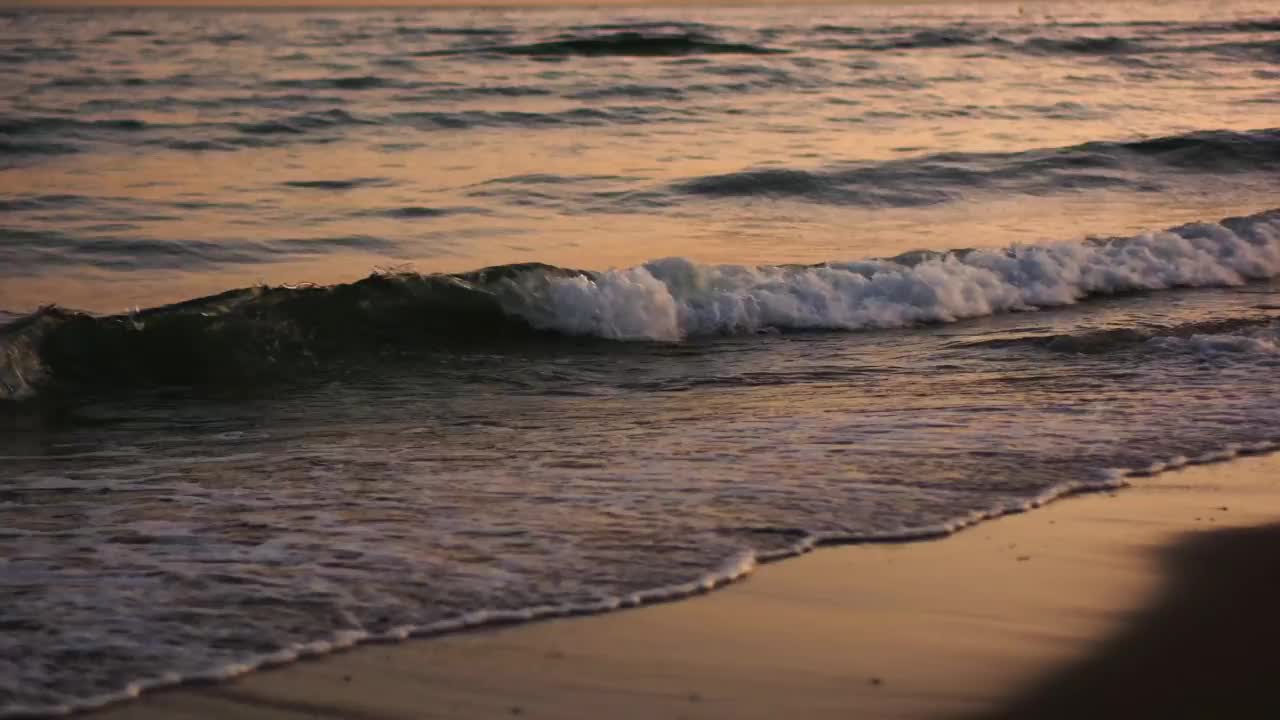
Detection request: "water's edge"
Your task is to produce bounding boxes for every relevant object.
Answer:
[9,439,1275,720]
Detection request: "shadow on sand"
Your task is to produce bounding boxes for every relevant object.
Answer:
[969,523,1280,719]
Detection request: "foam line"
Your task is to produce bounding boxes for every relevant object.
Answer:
[5,440,1276,719]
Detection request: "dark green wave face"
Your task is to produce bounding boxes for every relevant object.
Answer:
[3,1,1280,716]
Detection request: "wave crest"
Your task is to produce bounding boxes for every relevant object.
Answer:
[4,210,1279,402]
[496,210,1280,340]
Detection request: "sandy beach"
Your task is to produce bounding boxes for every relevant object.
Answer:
[89,451,1280,720]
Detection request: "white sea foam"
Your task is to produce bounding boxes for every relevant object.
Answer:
[8,441,1275,720]
[498,211,1280,341]
[1148,329,1280,357]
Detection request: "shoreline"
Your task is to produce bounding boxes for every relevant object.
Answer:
[86,450,1280,720]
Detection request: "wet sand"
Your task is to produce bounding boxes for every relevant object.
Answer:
[96,452,1280,720]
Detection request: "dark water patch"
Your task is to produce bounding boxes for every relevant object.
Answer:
[874,28,992,51]
[568,83,686,101]
[378,142,423,152]
[689,167,977,207]
[1123,128,1280,171]
[567,20,719,33]
[234,109,373,135]
[807,26,1274,59]
[391,85,554,102]
[374,56,417,69]
[1191,39,1280,61]
[0,227,401,277]
[225,134,341,150]
[393,25,512,36]
[280,177,393,191]
[832,71,929,91]
[674,168,946,207]
[0,46,77,64]
[1020,101,1103,120]
[691,62,809,91]
[169,200,260,211]
[0,228,267,273]
[813,24,872,35]
[1171,19,1280,35]
[807,27,1001,52]
[0,139,80,157]
[352,206,466,219]
[1022,35,1148,55]
[392,105,698,131]
[1020,34,1278,61]
[205,32,251,44]
[685,80,771,96]
[33,75,136,90]
[51,73,199,97]
[431,32,785,58]
[274,235,399,253]
[104,29,154,38]
[236,121,306,135]
[0,116,147,136]
[84,92,347,114]
[468,174,649,208]
[154,138,239,152]
[0,194,89,212]
[482,173,637,186]
[269,75,392,91]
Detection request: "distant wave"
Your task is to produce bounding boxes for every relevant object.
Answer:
[0,139,79,157]
[673,128,1280,206]
[393,25,513,37]
[268,76,394,91]
[233,109,371,135]
[0,116,147,135]
[1020,35,1146,55]
[388,106,697,130]
[429,31,785,58]
[280,177,392,191]
[809,23,1278,59]
[0,105,699,154]
[1172,19,1280,34]
[7,111,1275,166]
[4,209,1279,404]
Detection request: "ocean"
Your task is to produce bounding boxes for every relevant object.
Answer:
[1,0,1279,715]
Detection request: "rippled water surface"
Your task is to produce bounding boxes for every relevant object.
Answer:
[3,1,1279,308]
[2,1,1280,716]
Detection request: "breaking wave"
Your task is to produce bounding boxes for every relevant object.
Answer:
[4,209,1279,403]
[500,210,1280,340]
